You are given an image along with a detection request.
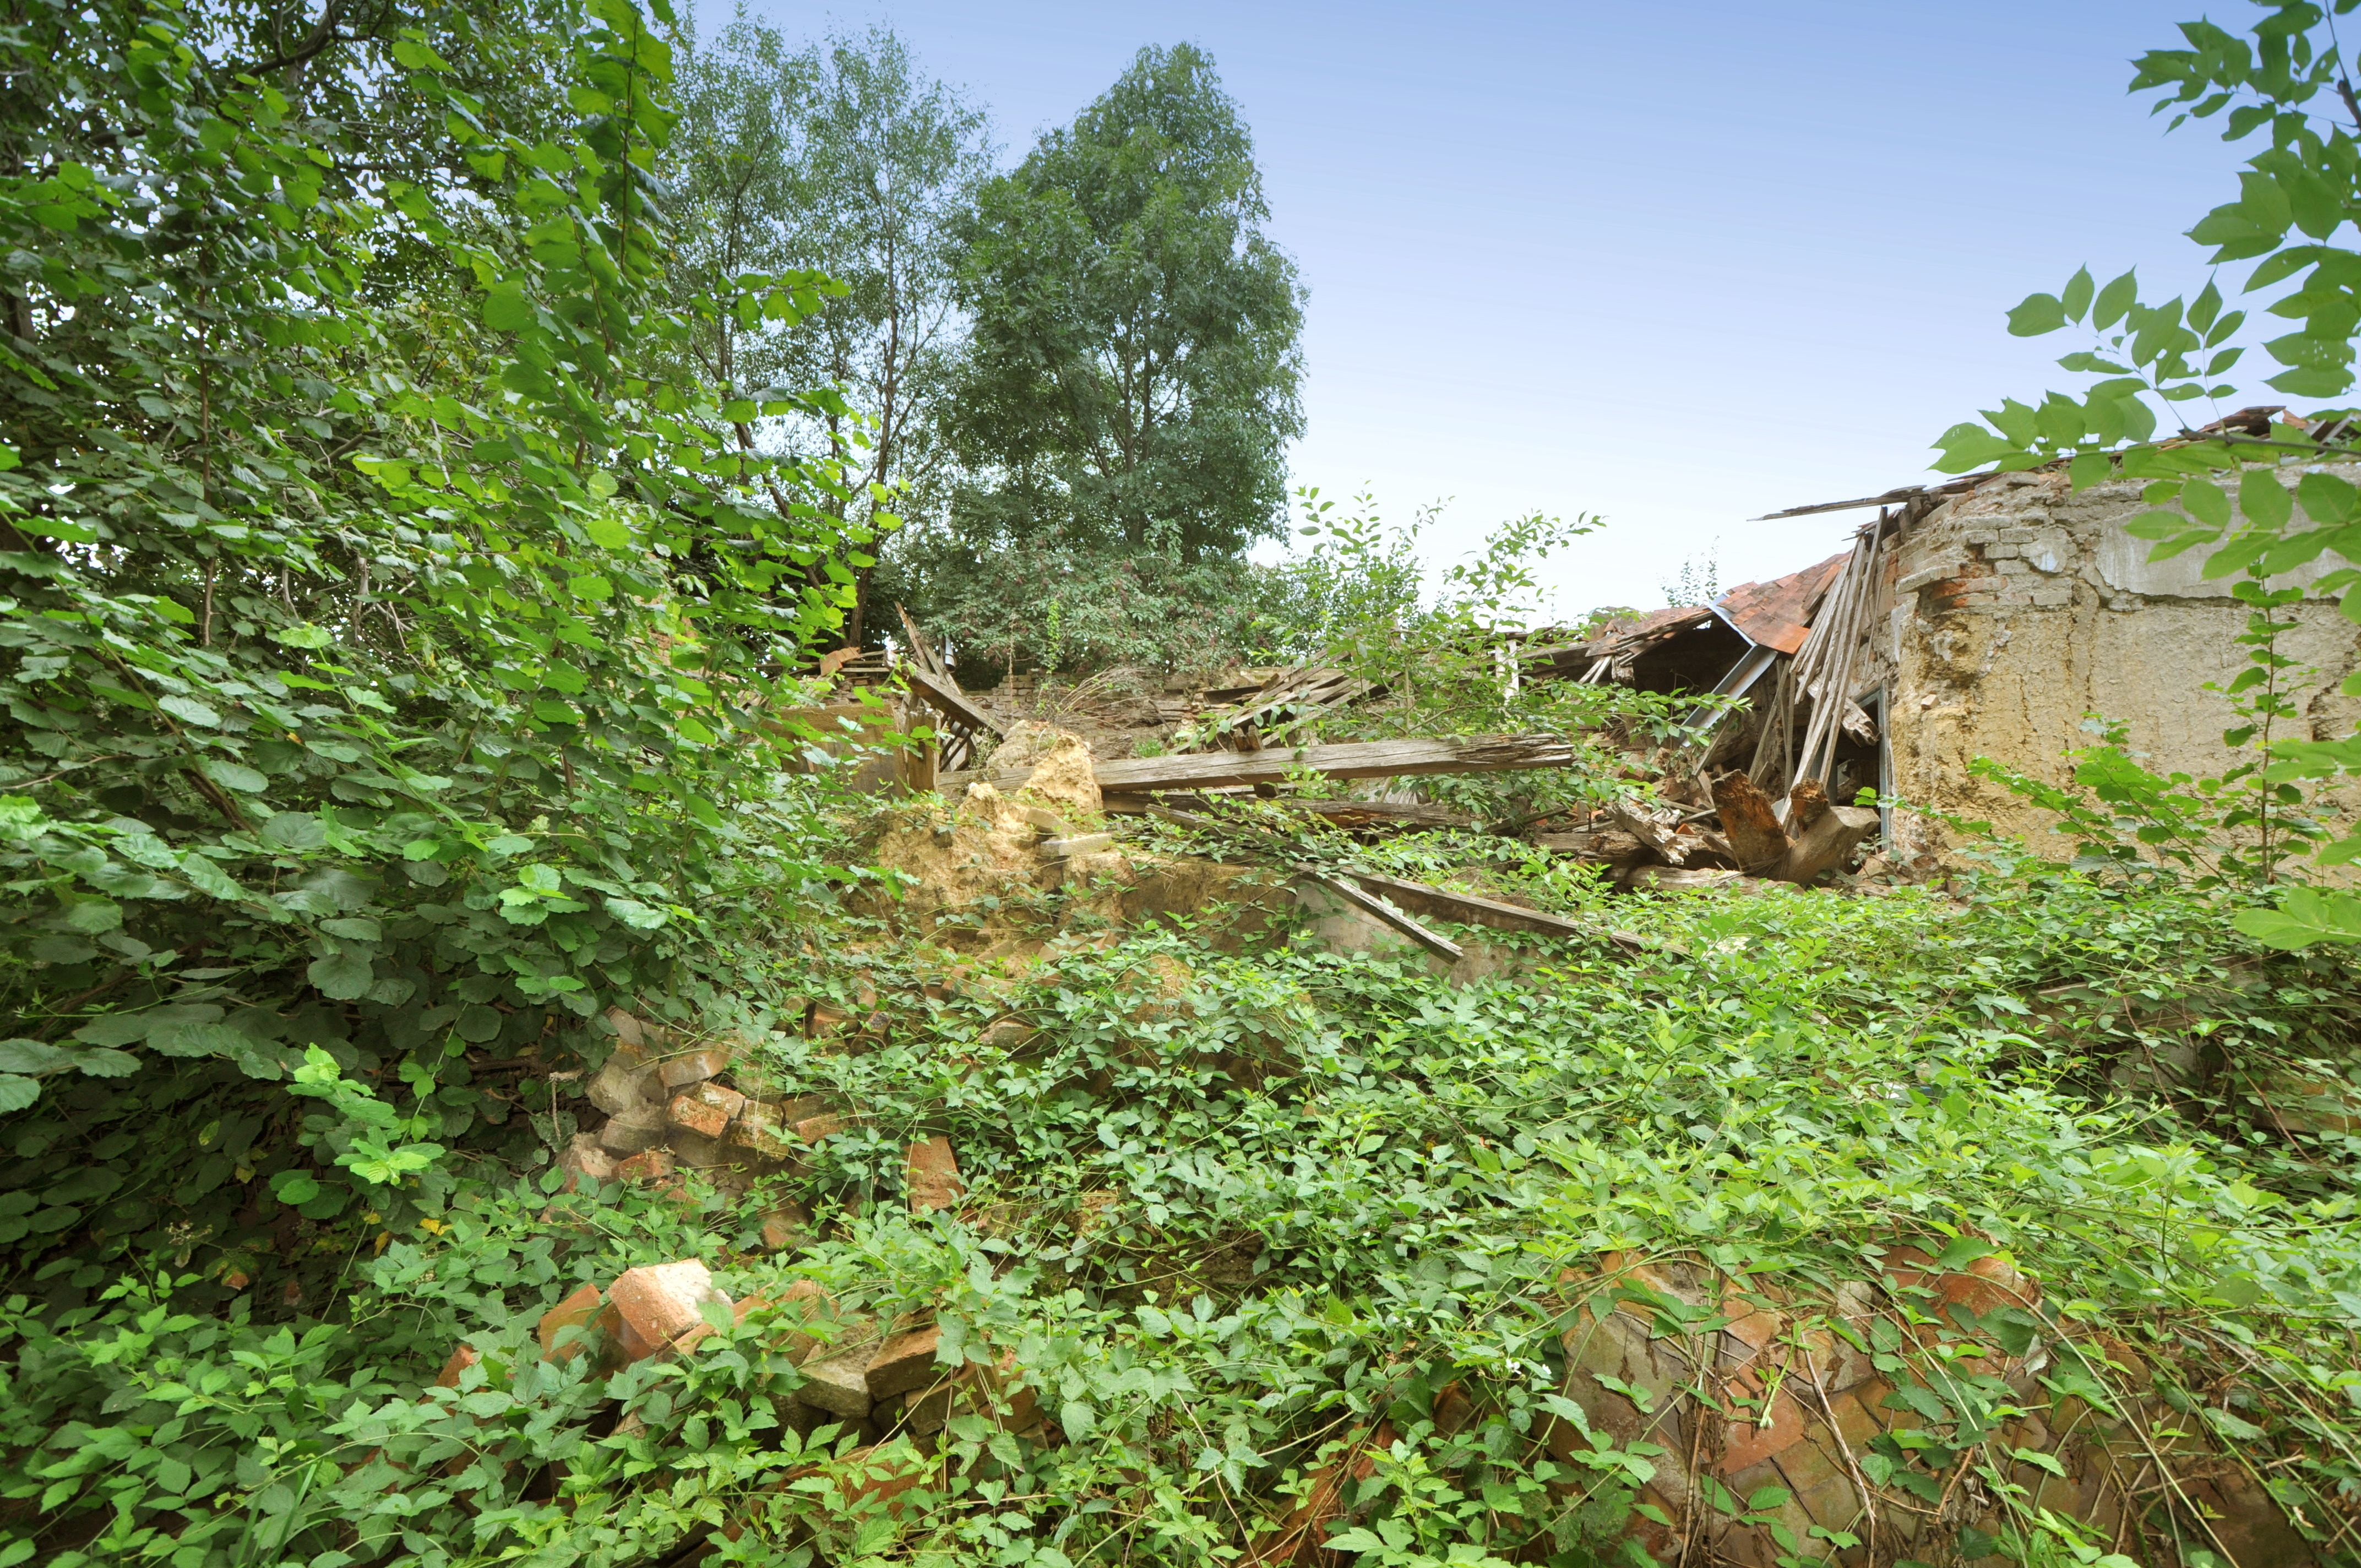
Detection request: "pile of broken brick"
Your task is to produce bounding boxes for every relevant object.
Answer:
[429,1255,1045,1528]
[551,1008,966,1242]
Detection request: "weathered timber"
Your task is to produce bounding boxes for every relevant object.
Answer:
[1776,803,1878,884]
[1711,771,1791,873]
[1339,869,1639,954]
[1299,872,1463,963]
[1607,801,1685,867]
[1629,866,1745,894]
[904,665,1002,741]
[1531,829,1644,859]
[942,734,1577,796]
[1105,794,1475,831]
[1785,776,1831,832]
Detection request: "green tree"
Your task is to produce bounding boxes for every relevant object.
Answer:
[946,41,1305,565]
[670,16,992,645]
[0,0,867,1270]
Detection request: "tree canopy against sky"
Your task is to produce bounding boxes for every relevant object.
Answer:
[670,15,992,645]
[948,41,1305,564]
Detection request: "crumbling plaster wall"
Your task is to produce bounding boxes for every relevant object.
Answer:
[1881,468,2361,861]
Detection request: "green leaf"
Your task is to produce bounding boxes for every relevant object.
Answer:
[262,812,328,850]
[2092,269,2139,330]
[2060,266,2095,322]
[307,952,377,1000]
[2299,471,2359,526]
[2006,293,2068,336]
[2239,469,2295,530]
[201,759,268,793]
[0,1076,36,1113]
[2182,478,2233,528]
[0,1039,66,1075]
[271,1170,323,1205]
[2233,888,2361,949]
[482,281,535,332]
[605,896,668,929]
[159,695,222,727]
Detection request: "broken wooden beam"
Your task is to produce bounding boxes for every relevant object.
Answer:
[1104,794,1475,831]
[1777,803,1878,884]
[904,665,1003,741]
[942,734,1579,796]
[1338,869,1639,954]
[1298,871,1464,963]
[1711,771,1791,874]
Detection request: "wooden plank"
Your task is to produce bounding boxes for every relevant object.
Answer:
[904,665,1002,740]
[1299,871,1463,963]
[1339,869,1636,953]
[1103,795,1474,831]
[943,734,1576,796]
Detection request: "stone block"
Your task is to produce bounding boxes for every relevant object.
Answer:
[866,1324,945,1401]
[906,1136,966,1213]
[587,1053,664,1117]
[659,1047,732,1089]
[667,1129,731,1169]
[538,1282,605,1363]
[668,1081,747,1140]
[607,1007,649,1050]
[596,1106,669,1155]
[1017,804,1071,835]
[615,1148,676,1184]
[903,1383,956,1435]
[2028,586,2072,606]
[1040,832,1116,858]
[559,1132,616,1189]
[795,1351,875,1418]
[600,1259,730,1363]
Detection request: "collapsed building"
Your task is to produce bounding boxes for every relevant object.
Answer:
[1580,448,2361,863]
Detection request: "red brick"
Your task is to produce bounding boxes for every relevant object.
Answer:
[599,1259,731,1363]
[659,1047,732,1089]
[759,1200,813,1252]
[1717,1388,1807,1476]
[538,1283,605,1363]
[668,1081,746,1139]
[795,1111,848,1143]
[905,1136,965,1213]
[615,1148,675,1184]
[435,1343,481,1388]
[866,1324,944,1401]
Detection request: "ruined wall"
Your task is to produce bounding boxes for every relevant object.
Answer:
[1876,469,2361,861]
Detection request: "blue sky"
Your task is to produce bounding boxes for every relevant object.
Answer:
[718,1,2254,614]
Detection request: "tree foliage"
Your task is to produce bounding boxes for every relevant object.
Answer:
[668,15,992,645]
[942,42,1305,566]
[0,0,873,1273]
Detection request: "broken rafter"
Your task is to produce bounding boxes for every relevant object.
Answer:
[942,734,1580,797]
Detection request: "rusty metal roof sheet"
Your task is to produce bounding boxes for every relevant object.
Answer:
[1714,551,1848,655]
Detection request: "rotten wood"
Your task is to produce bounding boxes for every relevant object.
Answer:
[942,734,1579,797]
[1776,803,1878,884]
[1530,829,1644,860]
[1711,771,1792,874]
[1607,801,1685,867]
[1786,776,1831,832]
